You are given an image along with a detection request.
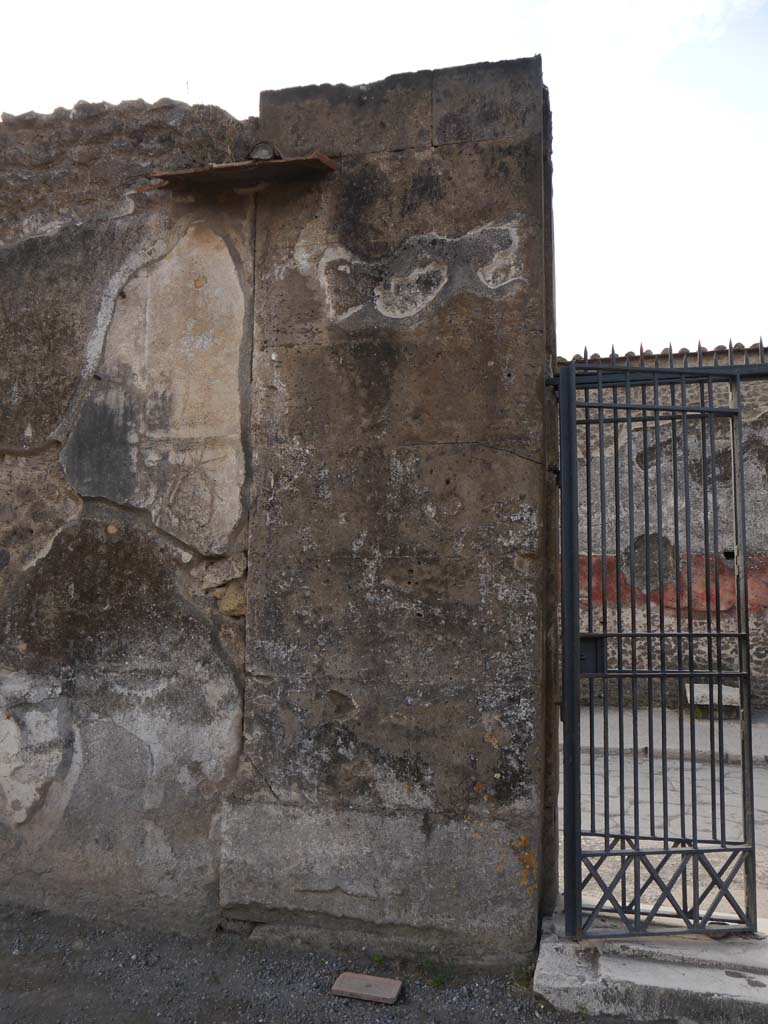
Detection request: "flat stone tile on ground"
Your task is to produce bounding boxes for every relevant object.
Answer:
[331,971,402,1003]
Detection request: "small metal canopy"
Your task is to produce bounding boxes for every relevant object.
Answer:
[149,151,335,190]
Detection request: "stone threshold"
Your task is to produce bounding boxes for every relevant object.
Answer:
[534,912,768,1022]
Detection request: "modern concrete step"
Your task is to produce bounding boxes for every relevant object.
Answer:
[534,914,768,1022]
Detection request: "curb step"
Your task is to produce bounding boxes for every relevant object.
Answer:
[534,915,768,1023]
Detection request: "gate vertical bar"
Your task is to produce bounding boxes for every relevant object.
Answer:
[559,361,582,936]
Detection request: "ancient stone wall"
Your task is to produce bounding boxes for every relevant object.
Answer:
[571,352,768,708]
[0,61,556,967]
[0,99,258,244]
[0,99,255,931]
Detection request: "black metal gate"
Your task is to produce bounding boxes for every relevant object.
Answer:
[555,345,766,938]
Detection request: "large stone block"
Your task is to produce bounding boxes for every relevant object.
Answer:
[258,71,433,158]
[220,801,541,966]
[433,58,543,145]
[253,314,545,456]
[248,550,542,683]
[237,662,541,819]
[258,59,543,160]
[249,442,543,563]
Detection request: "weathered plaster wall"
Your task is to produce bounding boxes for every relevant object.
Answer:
[0,100,254,930]
[221,59,556,967]
[0,62,556,966]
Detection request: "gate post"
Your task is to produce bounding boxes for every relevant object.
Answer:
[559,362,582,937]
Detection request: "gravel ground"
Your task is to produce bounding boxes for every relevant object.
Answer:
[0,903,628,1024]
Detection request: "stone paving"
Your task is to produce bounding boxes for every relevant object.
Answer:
[559,709,768,921]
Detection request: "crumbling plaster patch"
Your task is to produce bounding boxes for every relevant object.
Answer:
[0,94,257,934]
[61,222,246,556]
[0,213,170,453]
[0,512,242,927]
[0,449,82,572]
[283,218,528,328]
[0,677,78,828]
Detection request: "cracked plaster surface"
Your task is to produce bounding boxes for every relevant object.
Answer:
[61,223,246,556]
[282,219,528,328]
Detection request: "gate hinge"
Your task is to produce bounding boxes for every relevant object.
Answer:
[548,463,561,487]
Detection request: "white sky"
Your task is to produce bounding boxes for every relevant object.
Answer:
[2,0,766,357]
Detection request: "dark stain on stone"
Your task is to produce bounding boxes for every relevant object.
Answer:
[420,810,434,840]
[0,513,219,686]
[477,100,503,127]
[346,335,400,429]
[291,720,431,804]
[686,447,733,487]
[391,750,428,787]
[336,163,393,259]
[0,524,34,552]
[61,384,139,503]
[144,388,174,434]
[660,423,768,488]
[482,753,528,804]
[434,113,463,143]
[435,100,505,144]
[635,420,738,487]
[399,169,446,218]
[326,689,356,717]
[0,548,9,570]
[61,367,175,506]
[477,139,539,191]
[312,723,375,799]
[744,436,768,477]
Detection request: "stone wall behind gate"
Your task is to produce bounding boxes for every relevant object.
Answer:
[570,362,768,709]
[0,60,557,968]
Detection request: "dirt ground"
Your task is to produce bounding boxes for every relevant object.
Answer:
[0,902,630,1024]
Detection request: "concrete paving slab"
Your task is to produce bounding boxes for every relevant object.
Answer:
[534,914,768,1022]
